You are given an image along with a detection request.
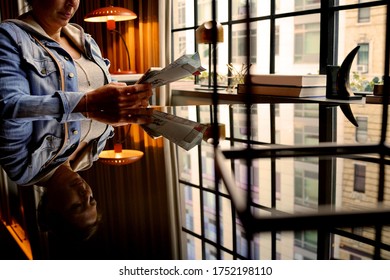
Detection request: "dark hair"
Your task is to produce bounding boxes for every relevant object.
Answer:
[37,190,102,242]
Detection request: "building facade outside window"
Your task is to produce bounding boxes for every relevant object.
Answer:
[171,1,389,260]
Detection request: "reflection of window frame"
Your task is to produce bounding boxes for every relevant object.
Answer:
[294,104,319,118]
[294,169,318,207]
[294,230,317,253]
[294,125,318,146]
[355,116,368,143]
[276,172,281,200]
[236,229,248,256]
[353,164,366,193]
[186,236,196,259]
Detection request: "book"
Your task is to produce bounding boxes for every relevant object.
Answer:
[247,74,326,87]
[237,84,326,97]
[136,53,205,88]
[365,95,390,104]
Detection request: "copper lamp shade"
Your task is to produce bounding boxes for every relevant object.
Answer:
[99,143,143,166]
[195,21,224,44]
[84,6,137,30]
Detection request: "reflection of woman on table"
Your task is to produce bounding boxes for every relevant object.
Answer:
[0,0,152,241]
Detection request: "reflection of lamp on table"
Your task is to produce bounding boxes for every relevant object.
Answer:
[98,125,143,166]
[195,20,224,89]
[84,5,137,74]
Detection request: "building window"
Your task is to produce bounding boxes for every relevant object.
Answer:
[294,230,317,253]
[357,43,369,73]
[275,25,280,56]
[294,0,321,11]
[353,164,366,193]
[232,28,257,64]
[276,172,281,200]
[358,0,371,23]
[294,23,320,63]
[355,116,368,143]
[294,169,318,207]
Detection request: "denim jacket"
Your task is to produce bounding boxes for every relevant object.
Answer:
[0,13,114,185]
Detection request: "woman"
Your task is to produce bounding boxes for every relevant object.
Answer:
[0,0,152,241]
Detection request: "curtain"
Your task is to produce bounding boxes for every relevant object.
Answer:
[74,1,181,259]
[0,0,23,20]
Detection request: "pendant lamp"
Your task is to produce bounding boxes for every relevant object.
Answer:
[84,6,137,74]
[98,125,143,166]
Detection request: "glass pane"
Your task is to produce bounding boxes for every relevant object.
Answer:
[184,233,203,259]
[338,5,387,94]
[175,106,201,185]
[172,0,195,29]
[181,184,202,235]
[220,197,233,250]
[277,0,320,14]
[275,14,321,75]
[196,0,228,23]
[203,191,217,242]
[173,30,195,60]
[231,22,267,73]
[338,103,384,145]
[230,104,272,142]
[232,0,269,19]
[338,0,378,6]
[332,233,375,259]
[201,144,216,189]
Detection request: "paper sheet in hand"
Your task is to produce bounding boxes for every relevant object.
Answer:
[136,53,205,88]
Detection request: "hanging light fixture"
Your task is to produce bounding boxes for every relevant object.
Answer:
[98,125,143,166]
[84,6,137,74]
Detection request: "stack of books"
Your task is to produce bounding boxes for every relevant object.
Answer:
[237,74,327,97]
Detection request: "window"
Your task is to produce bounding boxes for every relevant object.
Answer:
[294,169,318,207]
[294,230,318,253]
[353,164,366,193]
[295,0,321,11]
[357,43,369,73]
[232,28,257,64]
[172,1,389,260]
[294,23,320,64]
[358,0,371,23]
[355,116,368,143]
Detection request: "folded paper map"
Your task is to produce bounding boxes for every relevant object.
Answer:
[136,53,205,88]
[142,110,209,151]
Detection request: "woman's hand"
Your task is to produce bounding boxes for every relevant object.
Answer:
[76,82,153,113]
[84,108,154,127]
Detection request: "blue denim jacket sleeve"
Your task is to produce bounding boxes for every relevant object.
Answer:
[0,23,64,118]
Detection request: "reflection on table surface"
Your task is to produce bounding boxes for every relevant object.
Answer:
[1,102,390,260]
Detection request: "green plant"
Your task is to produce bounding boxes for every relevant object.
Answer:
[350,72,382,92]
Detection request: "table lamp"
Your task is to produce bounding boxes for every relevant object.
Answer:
[196,20,224,88]
[84,5,137,74]
[98,125,143,166]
